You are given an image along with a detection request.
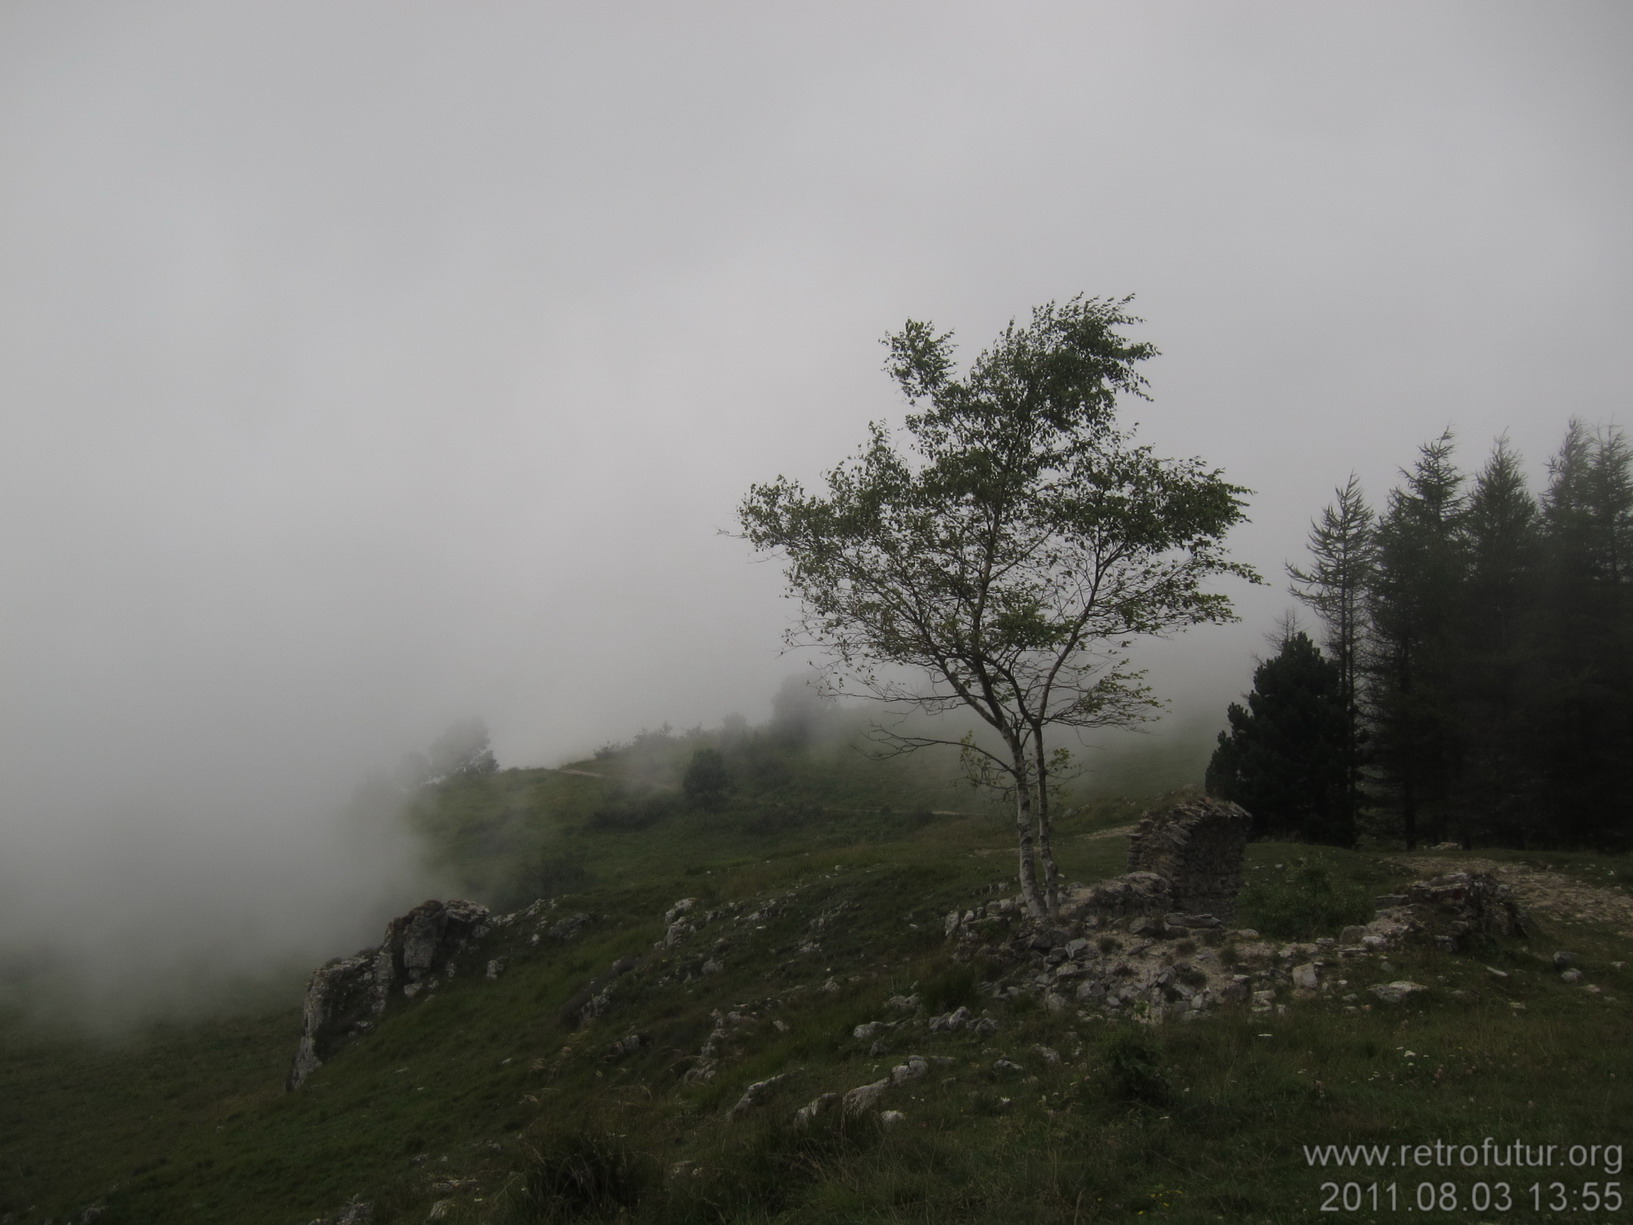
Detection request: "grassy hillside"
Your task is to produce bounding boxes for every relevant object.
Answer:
[2,721,1629,1224]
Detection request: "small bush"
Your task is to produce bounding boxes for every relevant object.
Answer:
[513,1119,654,1222]
[682,748,732,810]
[920,963,979,1014]
[1098,1026,1169,1107]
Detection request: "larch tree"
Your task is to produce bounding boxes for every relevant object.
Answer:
[1536,421,1633,845]
[1456,436,1542,844]
[1366,431,1467,848]
[1286,472,1375,833]
[738,296,1260,919]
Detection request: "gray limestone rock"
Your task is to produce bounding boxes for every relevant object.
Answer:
[843,1076,892,1114]
[287,898,489,1091]
[1370,980,1428,1005]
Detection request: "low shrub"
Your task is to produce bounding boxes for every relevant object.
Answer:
[512,1119,655,1223]
[1097,1026,1169,1107]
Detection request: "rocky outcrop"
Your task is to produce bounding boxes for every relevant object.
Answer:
[287,898,490,1090]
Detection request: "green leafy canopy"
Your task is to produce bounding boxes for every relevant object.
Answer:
[738,295,1262,747]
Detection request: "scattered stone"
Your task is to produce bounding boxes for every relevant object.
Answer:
[1370,981,1429,1005]
[891,1056,928,1084]
[485,959,505,981]
[879,1109,906,1126]
[728,1073,788,1119]
[1553,951,1577,970]
[1292,963,1320,991]
[843,1076,892,1114]
[793,1092,838,1126]
[1561,968,1584,984]
[305,1198,373,1225]
[928,1005,973,1033]
[664,898,697,925]
[548,912,593,942]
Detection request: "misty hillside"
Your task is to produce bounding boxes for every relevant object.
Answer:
[3,709,1628,1225]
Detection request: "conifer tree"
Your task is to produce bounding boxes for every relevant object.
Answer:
[1287,473,1374,834]
[1536,421,1633,845]
[1206,629,1349,844]
[1366,432,1466,848]
[1455,437,1541,843]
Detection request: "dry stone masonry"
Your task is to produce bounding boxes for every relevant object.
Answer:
[940,796,1537,1026]
[1121,796,1252,920]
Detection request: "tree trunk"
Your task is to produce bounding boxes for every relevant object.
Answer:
[1032,738,1061,916]
[1011,750,1046,920]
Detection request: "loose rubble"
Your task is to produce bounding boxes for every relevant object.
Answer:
[942,798,1537,1025]
[286,797,1543,1103]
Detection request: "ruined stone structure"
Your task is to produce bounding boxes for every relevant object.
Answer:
[1348,871,1531,952]
[1124,796,1253,919]
[1057,796,1253,925]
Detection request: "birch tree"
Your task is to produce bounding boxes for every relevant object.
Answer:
[738,296,1259,919]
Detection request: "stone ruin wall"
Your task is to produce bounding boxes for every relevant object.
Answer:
[1124,797,1252,920]
[1056,796,1253,926]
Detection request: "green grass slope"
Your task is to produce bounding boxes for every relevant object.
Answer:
[3,725,1629,1224]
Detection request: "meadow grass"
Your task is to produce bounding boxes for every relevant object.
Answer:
[3,731,1628,1223]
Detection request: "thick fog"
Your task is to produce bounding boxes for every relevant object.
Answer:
[2,2,1629,1022]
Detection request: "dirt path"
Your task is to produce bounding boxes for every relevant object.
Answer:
[1398,855,1633,940]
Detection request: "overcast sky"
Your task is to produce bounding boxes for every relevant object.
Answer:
[2,2,1629,1003]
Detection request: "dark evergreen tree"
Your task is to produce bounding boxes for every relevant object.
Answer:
[1534,421,1633,846]
[682,746,732,809]
[1287,472,1375,835]
[1454,437,1542,844]
[1206,630,1351,844]
[1365,432,1466,848]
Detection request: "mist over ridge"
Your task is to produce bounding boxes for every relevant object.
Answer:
[2,4,1627,1025]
